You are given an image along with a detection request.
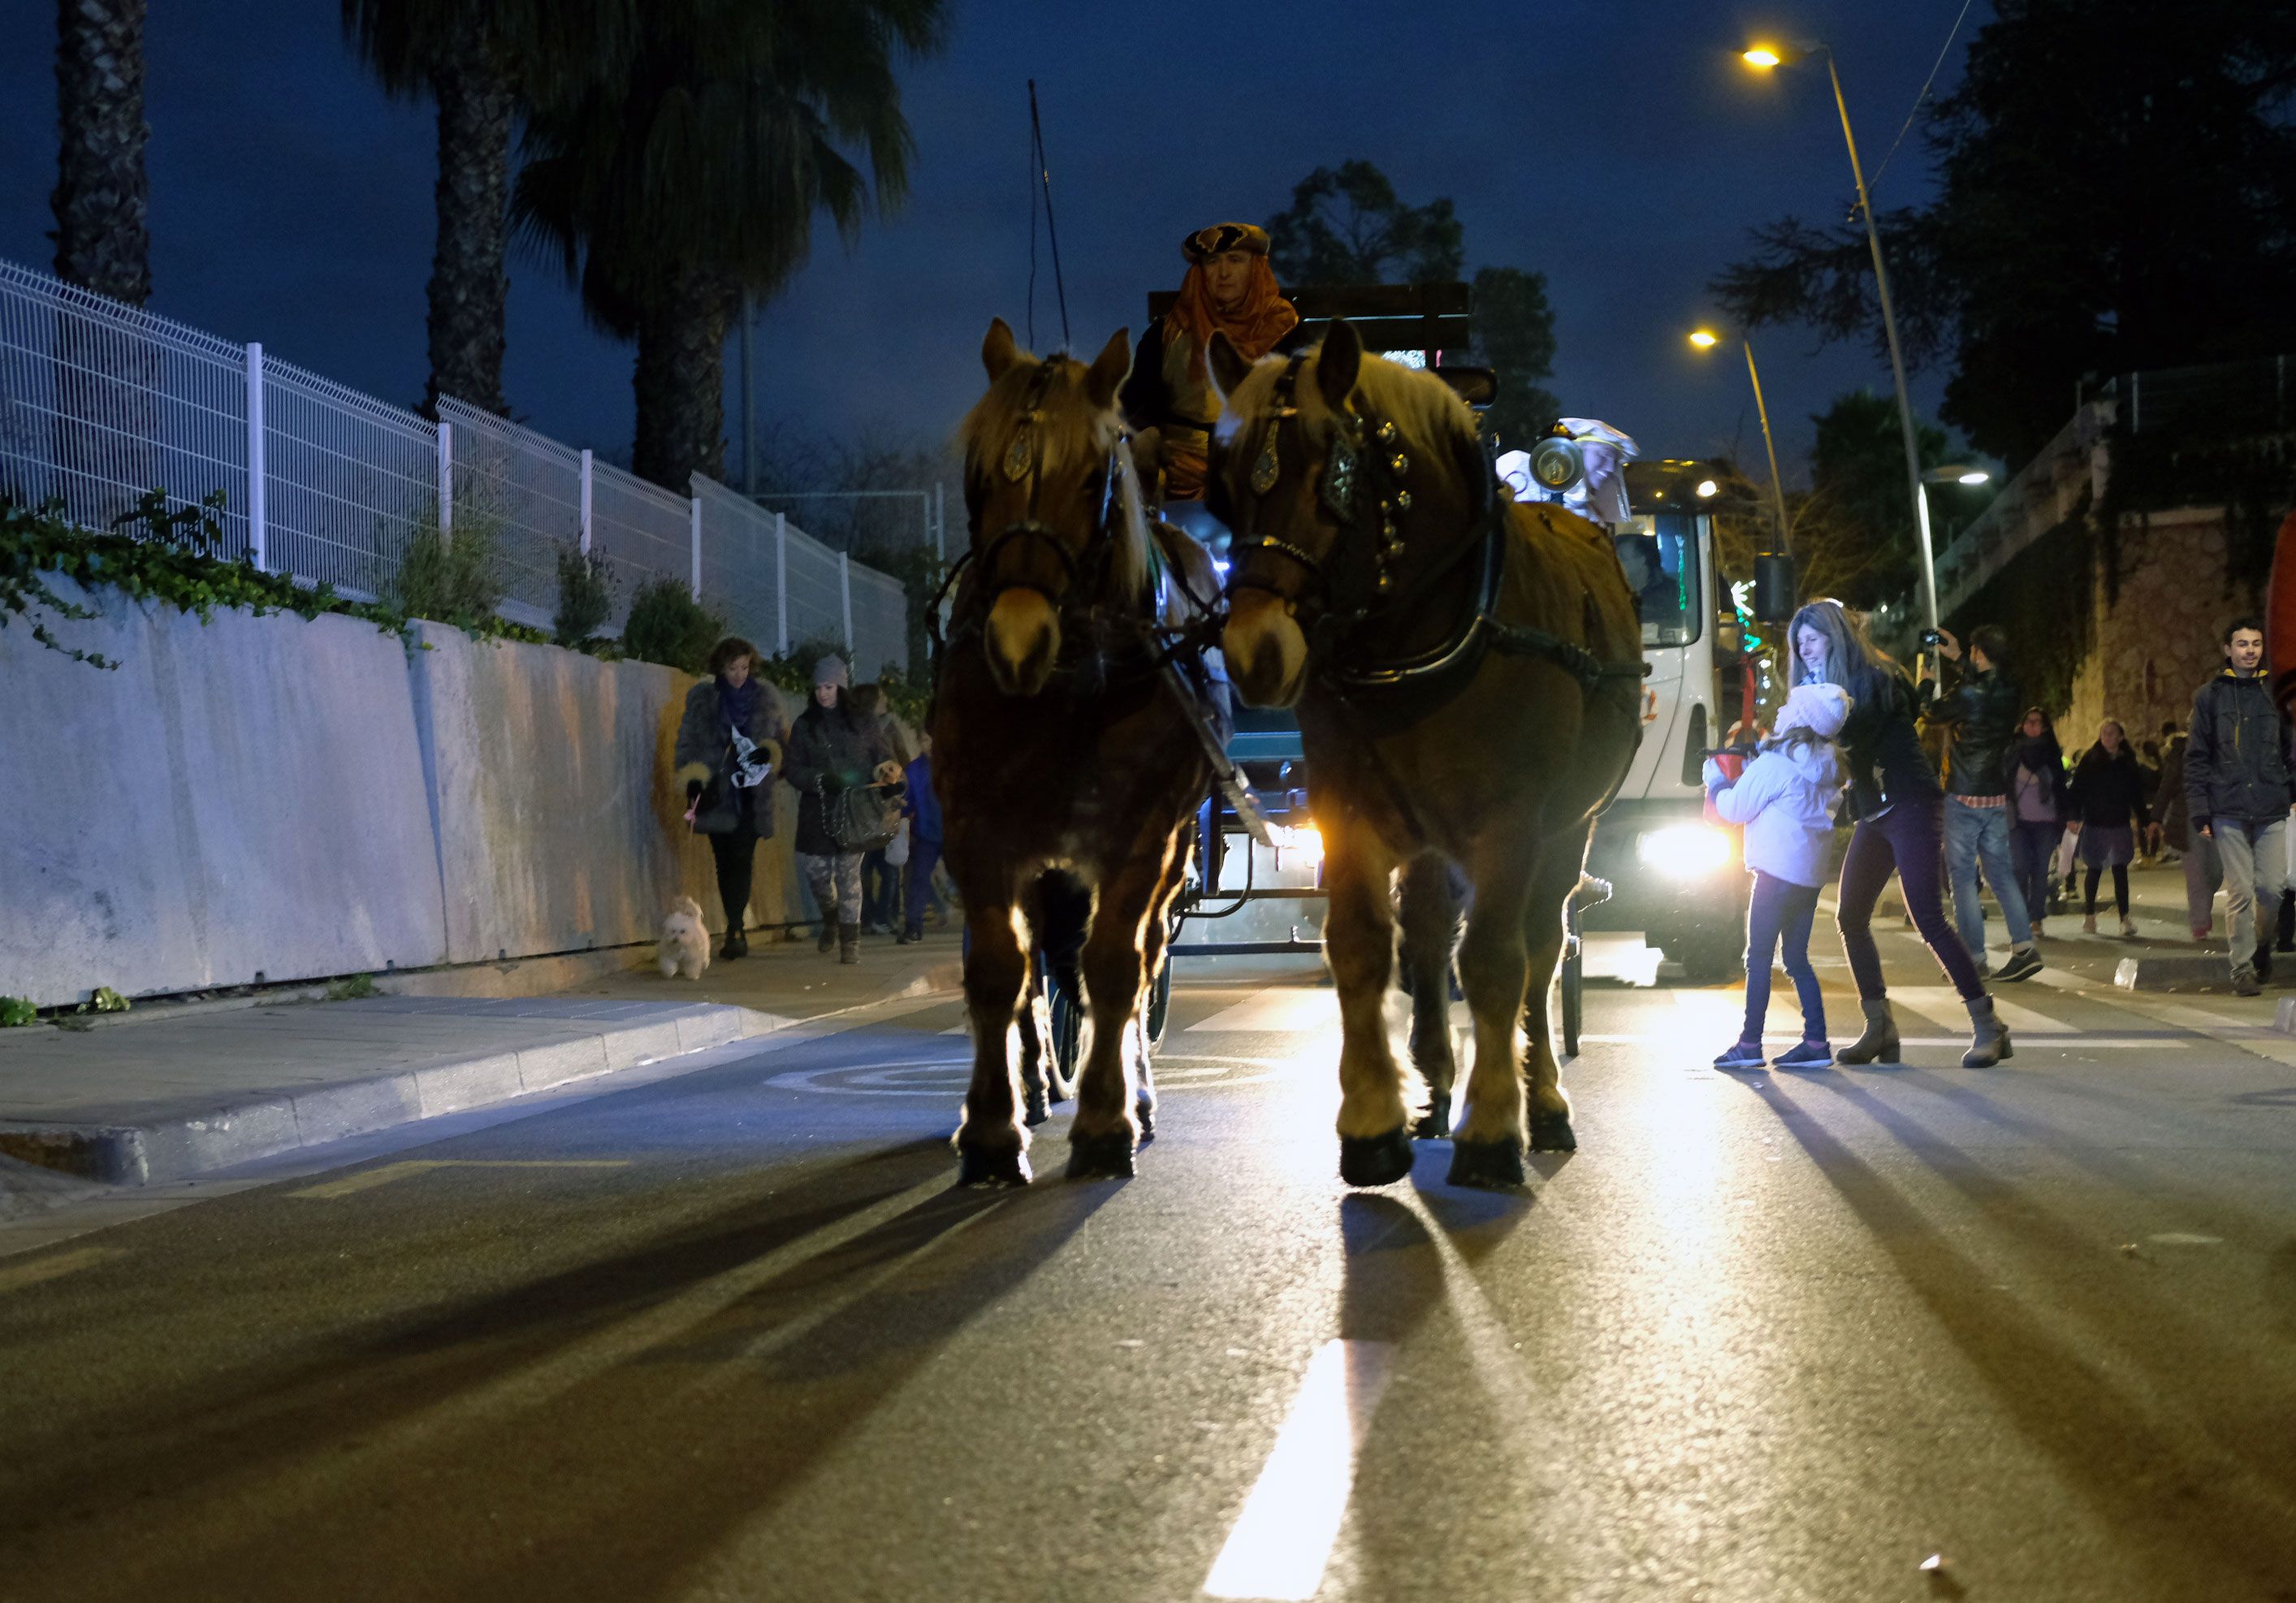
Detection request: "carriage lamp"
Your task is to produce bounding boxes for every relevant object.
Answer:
[1637,823,1733,876]
[1270,823,1324,871]
[1695,478,1719,499]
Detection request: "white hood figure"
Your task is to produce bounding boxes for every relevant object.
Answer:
[1705,683,1854,888]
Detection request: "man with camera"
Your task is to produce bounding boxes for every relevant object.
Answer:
[2185,616,2295,995]
[1922,624,2043,982]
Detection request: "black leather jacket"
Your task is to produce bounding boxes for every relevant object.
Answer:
[1836,667,1943,820]
[1922,660,2022,797]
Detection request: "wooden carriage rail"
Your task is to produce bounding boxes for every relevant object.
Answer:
[1145,281,1471,355]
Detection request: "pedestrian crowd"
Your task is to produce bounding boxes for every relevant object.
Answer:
[1704,607,2295,1069]
[675,642,950,968]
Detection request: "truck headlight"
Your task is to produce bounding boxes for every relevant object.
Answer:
[1637,823,1733,876]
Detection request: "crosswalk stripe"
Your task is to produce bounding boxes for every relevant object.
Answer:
[1890,984,2075,1034]
[0,1246,123,1294]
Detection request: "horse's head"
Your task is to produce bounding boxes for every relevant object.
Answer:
[1208,319,1485,708]
[960,318,1141,697]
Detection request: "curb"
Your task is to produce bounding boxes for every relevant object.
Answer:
[0,1002,789,1189]
[2114,955,2239,992]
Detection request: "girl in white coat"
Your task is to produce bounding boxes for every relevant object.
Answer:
[1702,682,1853,1068]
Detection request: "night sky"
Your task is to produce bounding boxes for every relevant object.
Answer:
[1,0,1987,486]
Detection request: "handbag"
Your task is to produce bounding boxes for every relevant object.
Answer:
[885,817,911,868]
[825,780,902,853]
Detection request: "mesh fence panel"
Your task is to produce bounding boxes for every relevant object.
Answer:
[436,398,580,619]
[265,358,435,598]
[0,259,253,556]
[591,462,691,628]
[781,521,847,654]
[694,474,781,651]
[849,565,909,677]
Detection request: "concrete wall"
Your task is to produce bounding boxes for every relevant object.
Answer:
[2064,508,2254,754]
[0,581,447,1008]
[1,585,822,1009]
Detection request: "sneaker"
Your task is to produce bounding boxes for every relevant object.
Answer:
[1772,1039,1834,1068]
[2233,966,2262,997]
[2192,926,2213,943]
[2082,914,2099,934]
[1712,1039,1768,1069]
[2119,918,2138,940]
[1995,946,2044,983]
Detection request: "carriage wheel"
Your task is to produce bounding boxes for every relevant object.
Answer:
[1560,923,1585,1060]
[1146,956,1174,1047]
[1049,978,1083,1098]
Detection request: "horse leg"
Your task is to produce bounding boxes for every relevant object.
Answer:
[1449,835,1541,1190]
[1068,837,1174,1179]
[1398,852,1462,1140]
[1325,813,1416,1187]
[1520,827,1589,1153]
[954,884,1033,1187]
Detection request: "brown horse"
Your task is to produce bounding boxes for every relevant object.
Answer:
[1209,320,1644,1189]
[932,318,1219,1185]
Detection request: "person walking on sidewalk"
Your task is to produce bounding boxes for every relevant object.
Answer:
[1788,601,2010,1069]
[674,637,786,961]
[2185,617,2296,995]
[2068,719,2152,939]
[1703,682,1854,1069]
[1922,624,2043,982]
[898,734,945,944]
[2008,707,2068,940]
[782,655,903,966]
[2155,723,2222,941]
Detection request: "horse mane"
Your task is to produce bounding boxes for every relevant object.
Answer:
[957,348,1151,605]
[1213,339,1480,471]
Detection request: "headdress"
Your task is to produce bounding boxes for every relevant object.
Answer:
[1181,222,1271,264]
[1166,221,1297,373]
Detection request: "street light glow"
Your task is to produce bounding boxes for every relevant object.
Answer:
[1695,478,1719,499]
[1688,329,1719,348]
[1743,46,1783,68]
[1957,470,1990,485]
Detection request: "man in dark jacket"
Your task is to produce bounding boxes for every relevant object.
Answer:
[897,734,945,944]
[2186,617,2295,994]
[1924,624,2043,982]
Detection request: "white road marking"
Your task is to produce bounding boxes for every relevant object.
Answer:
[0,1245,124,1293]
[289,1159,629,1199]
[1894,985,2075,1034]
[1202,1339,1394,1601]
[1578,1033,2182,1050]
[1189,988,1338,1035]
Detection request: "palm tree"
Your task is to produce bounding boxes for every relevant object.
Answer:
[513,0,945,490]
[53,0,151,304]
[340,1,632,415]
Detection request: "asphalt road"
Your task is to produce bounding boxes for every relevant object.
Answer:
[3,934,2295,1603]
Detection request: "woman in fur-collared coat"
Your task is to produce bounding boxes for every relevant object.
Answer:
[675,637,786,959]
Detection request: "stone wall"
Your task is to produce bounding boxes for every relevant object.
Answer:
[2062,508,2258,752]
[1,585,822,1009]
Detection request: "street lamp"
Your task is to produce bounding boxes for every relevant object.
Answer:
[1918,464,1990,556]
[1741,37,1939,629]
[1688,326,1792,555]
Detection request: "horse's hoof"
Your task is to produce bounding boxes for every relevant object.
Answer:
[1529,1110,1577,1152]
[1136,1100,1157,1143]
[956,1146,1031,1188]
[1023,1091,1050,1127]
[1338,1128,1416,1188]
[1066,1129,1136,1180]
[1446,1138,1527,1190]
[1412,1091,1452,1141]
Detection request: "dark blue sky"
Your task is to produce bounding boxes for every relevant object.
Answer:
[1,0,1991,486]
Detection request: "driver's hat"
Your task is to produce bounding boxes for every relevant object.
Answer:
[1183,222,1271,263]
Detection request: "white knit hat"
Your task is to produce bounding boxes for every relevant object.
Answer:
[1775,681,1850,740]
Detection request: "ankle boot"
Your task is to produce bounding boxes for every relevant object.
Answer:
[720,927,748,961]
[817,922,838,954]
[1837,998,1900,1065]
[1963,994,2013,1067]
[838,921,860,965]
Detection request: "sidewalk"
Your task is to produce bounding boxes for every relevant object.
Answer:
[0,930,962,1203]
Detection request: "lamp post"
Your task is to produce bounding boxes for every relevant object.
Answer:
[1742,40,1939,629]
[1918,464,1991,568]
[1689,327,1791,555]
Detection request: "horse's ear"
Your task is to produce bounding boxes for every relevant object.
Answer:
[1206,331,1253,402]
[1317,319,1362,410]
[1085,326,1132,410]
[983,318,1023,382]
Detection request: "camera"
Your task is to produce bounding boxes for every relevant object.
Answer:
[1918,628,1944,646]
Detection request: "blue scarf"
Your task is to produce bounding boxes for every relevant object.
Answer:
[717,674,763,735]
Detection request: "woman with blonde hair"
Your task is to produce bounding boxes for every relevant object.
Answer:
[1787,600,2009,1067]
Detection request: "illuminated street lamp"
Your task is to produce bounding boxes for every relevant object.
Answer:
[1741,37,1939,629]
[1688,326,1791,555]
[1918,464,1991,555]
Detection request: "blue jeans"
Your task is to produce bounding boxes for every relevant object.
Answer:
[2008,819,2061,926]
[1944,797,2033,959]
[1745,871,1826,1042]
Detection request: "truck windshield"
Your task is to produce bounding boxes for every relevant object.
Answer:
[1613,513,1701,647]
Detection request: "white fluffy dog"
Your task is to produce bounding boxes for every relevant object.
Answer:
[658,896,711,980]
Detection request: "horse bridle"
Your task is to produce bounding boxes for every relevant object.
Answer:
[968,356,1121,616]
[1222,352,1420,642]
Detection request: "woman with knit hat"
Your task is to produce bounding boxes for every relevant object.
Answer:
[1122,221,1306,521]
[780,653,903,963]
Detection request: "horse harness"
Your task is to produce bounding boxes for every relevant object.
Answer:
[1225,350,1646,718]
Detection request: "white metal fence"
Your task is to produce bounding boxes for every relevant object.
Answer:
[0,257,909,672]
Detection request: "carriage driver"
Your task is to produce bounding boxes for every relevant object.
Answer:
[1122,221,1306,542]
